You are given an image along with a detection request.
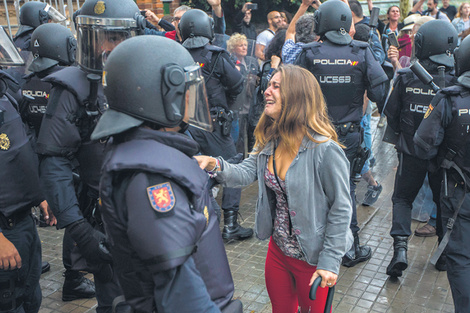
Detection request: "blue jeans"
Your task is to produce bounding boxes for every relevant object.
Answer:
[360,113,373,175]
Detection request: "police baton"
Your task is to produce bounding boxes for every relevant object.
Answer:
[410,61,440,93]
[309,276,335,313]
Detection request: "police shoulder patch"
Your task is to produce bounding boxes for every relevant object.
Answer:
[424,104,434,119]
[147,182,175,213]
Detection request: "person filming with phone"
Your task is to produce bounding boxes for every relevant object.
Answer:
[233,2,258,40]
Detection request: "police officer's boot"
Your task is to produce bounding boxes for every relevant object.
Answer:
[62,270,96,301]
[342,233,372,267]
[222,210,253,241]
[386,236,408,277]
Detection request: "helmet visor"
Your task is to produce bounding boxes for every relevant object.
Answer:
[77,19,137,73]
[0,27,24,66]
[44,4,66,23]
[184,65,212,132]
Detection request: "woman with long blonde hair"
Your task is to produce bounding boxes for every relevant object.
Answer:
[196,65,352,313]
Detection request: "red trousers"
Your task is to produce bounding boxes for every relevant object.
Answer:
[265,237,331,313]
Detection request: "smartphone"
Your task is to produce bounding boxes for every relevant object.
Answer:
[140,10,147,17]
[246,3,258,10]
[388,32,399,48]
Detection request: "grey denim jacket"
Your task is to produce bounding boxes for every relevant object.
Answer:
[216,134,353,274]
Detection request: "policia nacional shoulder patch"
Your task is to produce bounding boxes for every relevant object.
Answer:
[147,182,175,213]
[0,133,10,150]
[424,104,434,119]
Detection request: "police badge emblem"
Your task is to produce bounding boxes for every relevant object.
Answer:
[424,104,434,119]
[147,182,175,213]
[94,1,106,15]
[0,133,10,150]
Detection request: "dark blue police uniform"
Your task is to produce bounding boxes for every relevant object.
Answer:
[99,127,238,312]
[0,71,42,313]
[187,44,244,218]
[35,66,122,312]
[385,65,455,240]
[414,72,470,312]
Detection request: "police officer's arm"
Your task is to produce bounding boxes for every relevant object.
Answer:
[364,46,388,104]
[383,74,403,132]
[36,88,83,228]
[123,173,219,312]
[0,233,22,270]
[37,87,111,263]
[219,53,244,101]
[414,93,447,159]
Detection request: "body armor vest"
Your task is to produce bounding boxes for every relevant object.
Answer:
[22,72,53,135]
[395,68,454,156]
[295,40,370,124]
[100,129,234,311]
[188,45,229,110]
[438,85,470,175]
[0,96,42,216]
[42,66,106,191]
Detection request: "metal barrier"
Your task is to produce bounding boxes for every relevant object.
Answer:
[1,0,85,38]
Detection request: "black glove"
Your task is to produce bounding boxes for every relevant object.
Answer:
[67,219,113,265]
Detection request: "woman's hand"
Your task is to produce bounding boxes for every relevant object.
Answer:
[309,269,338,288]
[194,155,217,171]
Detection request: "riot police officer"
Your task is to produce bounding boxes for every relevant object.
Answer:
[10,1,65,86]
[0,26,54,313]
[35,0,146,311]
[414,35,470,312]
[21,23,96,302]
[384,19,458,277]
[295,0,388,267]
[179,9,253,241]
[90,35,243,313]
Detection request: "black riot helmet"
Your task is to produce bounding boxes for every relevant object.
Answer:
[16,1,66,36]
[414,19,458,67]
[75,0,145,74]
[91,36,213,140]
[453,35,470,77]
[179,9,215,49]
[28,23,76,73]
[314,0,352,45]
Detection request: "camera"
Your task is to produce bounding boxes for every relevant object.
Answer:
[246,3,258,10]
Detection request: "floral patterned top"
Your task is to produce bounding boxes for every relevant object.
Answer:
[264,160,305,260]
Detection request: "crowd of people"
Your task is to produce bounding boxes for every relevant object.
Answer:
[0,0,470,312]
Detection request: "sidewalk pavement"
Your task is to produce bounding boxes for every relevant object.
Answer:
[37,116,454,313]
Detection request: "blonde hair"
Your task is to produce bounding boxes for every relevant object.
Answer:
[253,65,340,156]
[456,3,470,18]
[227,33,247,54]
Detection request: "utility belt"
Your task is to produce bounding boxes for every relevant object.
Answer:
[0,209,31,231]
[334,122,361,137]
[210,106,233,136]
